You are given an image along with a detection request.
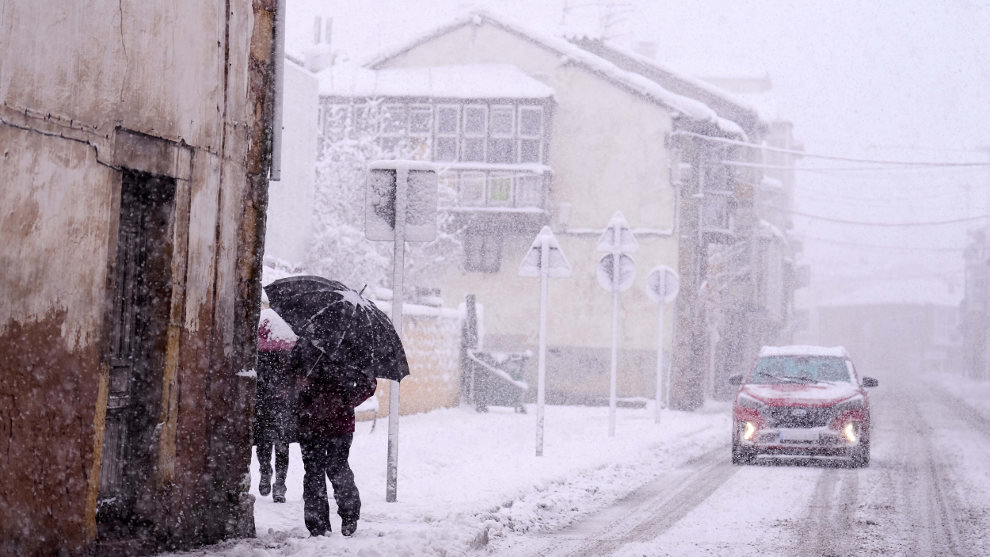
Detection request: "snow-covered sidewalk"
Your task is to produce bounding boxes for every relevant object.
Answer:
[160,401,731,556]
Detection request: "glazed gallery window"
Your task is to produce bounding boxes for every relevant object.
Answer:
[518,106,543,163]
[327,101,547,165]
[488,105,515,164]
[435,105,460,162]
[462,105,487,162]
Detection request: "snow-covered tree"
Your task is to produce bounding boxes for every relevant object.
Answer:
[306,99,460,296]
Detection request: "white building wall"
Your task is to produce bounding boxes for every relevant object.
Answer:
[378,23,679,356]
[264,59,319,266]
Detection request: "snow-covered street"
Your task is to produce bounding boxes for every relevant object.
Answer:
[157,370,990,557]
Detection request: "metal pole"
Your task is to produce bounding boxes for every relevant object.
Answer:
[655,301,665,424]
[609,224,619,437]
[386,167,407,503]
[536,235,549,456]
[269,0,285,181]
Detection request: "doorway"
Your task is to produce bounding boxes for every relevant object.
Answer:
[98,170,175,538]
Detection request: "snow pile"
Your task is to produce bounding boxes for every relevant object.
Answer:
[157,402,729,556]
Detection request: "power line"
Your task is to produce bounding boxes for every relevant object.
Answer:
[792,234,964,253]
[675,131,990,167]
[761,203,990,227]
[719,159,990,172]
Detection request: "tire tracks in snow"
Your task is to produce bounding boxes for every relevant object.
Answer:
[863,380,968,556]
[796,466,859,557]
[520,444,737,556]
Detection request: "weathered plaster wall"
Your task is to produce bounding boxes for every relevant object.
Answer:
[0,1,275,554]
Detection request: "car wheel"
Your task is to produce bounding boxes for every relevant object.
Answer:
[850,439,870,468]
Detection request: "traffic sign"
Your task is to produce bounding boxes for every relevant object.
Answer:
[597,211,638,253]
[597,253,636,292]
[366,160,438,242]
[519,226,572,278]
[646,266,680,303]
[518,225,571,457]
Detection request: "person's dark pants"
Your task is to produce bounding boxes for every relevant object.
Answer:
[256,435,289,496]
[299,433,360,535]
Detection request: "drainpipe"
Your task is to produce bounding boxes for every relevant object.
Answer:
[269,0,285,181]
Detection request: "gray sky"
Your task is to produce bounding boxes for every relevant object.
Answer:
[287,0,990,305]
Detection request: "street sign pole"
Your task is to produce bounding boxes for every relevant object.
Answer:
[536,234,549,456]
[386,166,407,503]
[646,265,679,425]
[367,160,437,503]
[597,211,637,438]
[608,222,620,437]
[654,300,664,424]
[519,226,571,457]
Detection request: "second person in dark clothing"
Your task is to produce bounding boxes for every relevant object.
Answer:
[292,343,378,538]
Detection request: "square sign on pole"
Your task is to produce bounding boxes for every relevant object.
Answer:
[365,160,437,503]
[367,161,438,242]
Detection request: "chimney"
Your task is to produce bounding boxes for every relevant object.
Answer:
[304,16,334,72]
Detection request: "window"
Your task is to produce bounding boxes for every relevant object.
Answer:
[702,194,733,231]
[435,105,459,162]
[518,106,543,163]
[488,173,513,205]
[352,104,378,139]
[516,174,544,207]
[464,232,503,273]
[488,105,515,164]
[462,105,487,162]
[459,171,486,206]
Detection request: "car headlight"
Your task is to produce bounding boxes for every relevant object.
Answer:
[832,395,865,413]
[736,393,766,411]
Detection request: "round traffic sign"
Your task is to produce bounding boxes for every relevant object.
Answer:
[646,265,679,303]
[597,253,636,292]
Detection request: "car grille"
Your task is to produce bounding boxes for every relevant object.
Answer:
[763,406,833,428]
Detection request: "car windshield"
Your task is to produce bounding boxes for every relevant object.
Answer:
[749,355,851,384]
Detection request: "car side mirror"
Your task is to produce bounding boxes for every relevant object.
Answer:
[861,376,879,388]
[728,374,744,386]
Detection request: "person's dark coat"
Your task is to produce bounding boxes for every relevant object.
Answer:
[254,349,298,445]
[289,339,377,438]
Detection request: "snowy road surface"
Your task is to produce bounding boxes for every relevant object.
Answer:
[158,371,990,557]
[496,372,990,557]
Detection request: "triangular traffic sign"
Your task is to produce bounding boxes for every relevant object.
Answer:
[597,210,639,253]
[519,226,572,278]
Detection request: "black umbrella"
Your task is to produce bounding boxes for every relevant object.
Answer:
[264,275,410,382]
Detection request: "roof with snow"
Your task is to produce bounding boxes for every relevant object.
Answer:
[365,10,744,138]
[759,345,849,358]
[567,38,764,135]
[318,63,555,99]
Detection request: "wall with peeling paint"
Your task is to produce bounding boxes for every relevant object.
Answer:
[0,1,276,555]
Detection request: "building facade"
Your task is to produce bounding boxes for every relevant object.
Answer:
[0,2,277,554]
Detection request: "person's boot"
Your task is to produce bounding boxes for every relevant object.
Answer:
[272,480,286,503]
[258,474,272,496]
[341,518,357,537]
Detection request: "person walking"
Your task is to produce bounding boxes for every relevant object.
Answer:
[292,339,378,538]
[255,308,298,503]
[254,349,294,502]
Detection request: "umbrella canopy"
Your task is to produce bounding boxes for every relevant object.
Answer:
[264,275,410,382]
